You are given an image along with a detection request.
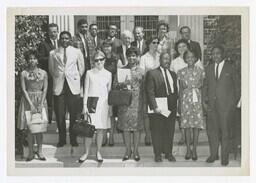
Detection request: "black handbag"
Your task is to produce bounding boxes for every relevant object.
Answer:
[108,90,132,106]
[72,114,96,138]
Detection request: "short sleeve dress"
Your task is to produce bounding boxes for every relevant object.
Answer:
[17,68,48,130]
[114,65,145,131]
[177,66,205,129]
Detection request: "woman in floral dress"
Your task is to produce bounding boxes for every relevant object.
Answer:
[177,50,205,161]
[114,47,144,161]
[17,49,48,161]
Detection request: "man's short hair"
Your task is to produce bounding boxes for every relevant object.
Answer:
[77,19,88,27]
[180,26,191,34]
[133,26,144,34]
[48,23,58,31]
[59,31,72,39]
[108,24,118,30]
[211,44,225,54]
[157,21,169,32]
[89,23,98,30]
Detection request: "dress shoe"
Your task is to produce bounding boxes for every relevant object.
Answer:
[168,155,176,162]
[206,156,216,163]
[221,159,229,166]
[154,156,162,162]
[26,156,34,162]
[57,142,66,147]
[35,152,46,161]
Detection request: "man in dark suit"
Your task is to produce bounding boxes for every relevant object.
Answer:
[179,26,202,60]
[146,52,178,162]
[38,23,59,123]
[88,23,103,66]
[131,26,148,56]
[105,24,122,55]
[203,45,240,166]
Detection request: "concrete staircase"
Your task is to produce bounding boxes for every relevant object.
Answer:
[15,121,241,168]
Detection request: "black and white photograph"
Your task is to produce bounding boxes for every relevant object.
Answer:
[5,6,249,176]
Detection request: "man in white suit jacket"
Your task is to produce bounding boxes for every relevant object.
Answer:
[49,31,85,147]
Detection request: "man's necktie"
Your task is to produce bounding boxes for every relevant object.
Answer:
[138,41,141,55]
[53,40,57,49]
[164,69,171,95]
[83,35,88,57]
[215,63,220,80]
[63,48,67,65]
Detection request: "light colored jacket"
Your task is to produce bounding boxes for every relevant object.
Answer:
[49,46,85,96]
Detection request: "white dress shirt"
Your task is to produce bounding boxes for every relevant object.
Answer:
[140,52,160,74]
[215,60,225,78]
[160,67,174,95]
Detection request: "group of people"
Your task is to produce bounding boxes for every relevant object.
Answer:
[17,18,240,166]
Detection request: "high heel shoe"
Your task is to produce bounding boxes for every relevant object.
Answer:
[96,152,103,163]
[192,151,198,161]
[35,152,46,161]
[122,151,132,161]
[78,154,88,163]
[185,151,192,160]
[134,153,140,161]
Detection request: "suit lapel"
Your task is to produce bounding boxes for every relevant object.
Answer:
[46,38,54,50]
[55,48,65,66]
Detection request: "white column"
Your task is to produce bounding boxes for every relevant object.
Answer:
[49,15,74,36]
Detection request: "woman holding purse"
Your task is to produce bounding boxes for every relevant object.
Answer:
[17,49,48,161]
[113,47,144,161]
[79,50,112,163]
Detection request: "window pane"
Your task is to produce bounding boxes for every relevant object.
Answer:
[134,16,158,40]
[96,16,121,39]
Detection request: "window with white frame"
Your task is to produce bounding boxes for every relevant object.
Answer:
[134,16,159,40]
[96,16,121,40]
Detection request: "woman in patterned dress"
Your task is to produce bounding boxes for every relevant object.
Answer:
[114,47,144,161]
[17,50,48,161]
[177,50,205,161]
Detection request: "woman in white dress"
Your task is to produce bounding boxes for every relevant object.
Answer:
[170,39,203,145]
[79,50,112,163]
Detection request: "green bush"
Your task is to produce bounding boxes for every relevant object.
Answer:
[15,15,49,155]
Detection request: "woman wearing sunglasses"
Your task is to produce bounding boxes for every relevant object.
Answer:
[79,50,112,163]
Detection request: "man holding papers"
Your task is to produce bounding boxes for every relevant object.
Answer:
[145,52,178,162]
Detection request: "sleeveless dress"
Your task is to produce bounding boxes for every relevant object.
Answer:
[17,68,48,130]
[86,68,112,129]
[177,66,205,129]
[114,65,144,131]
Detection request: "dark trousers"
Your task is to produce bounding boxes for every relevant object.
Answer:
[46,77,53,122]
[54,80,80,145]
[206,101,235,163]
[149,112,176,157]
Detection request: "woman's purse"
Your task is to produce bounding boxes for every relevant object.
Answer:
[72,113,96,138]
[108,89,132,106]
[25,108,48,134]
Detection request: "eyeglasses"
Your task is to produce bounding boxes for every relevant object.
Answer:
[94,57,105,62]
[152,41,159,45]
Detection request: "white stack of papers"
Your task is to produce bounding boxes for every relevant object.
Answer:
[148,97,171,118]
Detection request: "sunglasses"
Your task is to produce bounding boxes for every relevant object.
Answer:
[152,41,159,45]
[94,57,105,62]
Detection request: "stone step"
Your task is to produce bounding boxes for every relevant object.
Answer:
[44,122,209,144]
[43,131,208,144]
[15,155,241,168]
[23,143,210,158]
